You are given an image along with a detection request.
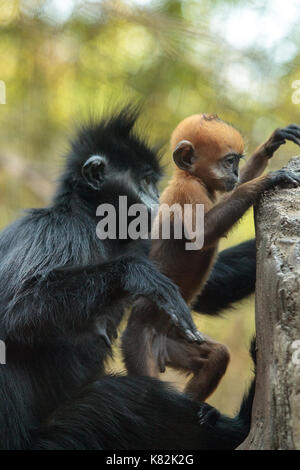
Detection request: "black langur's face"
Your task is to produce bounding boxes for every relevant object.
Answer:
[81,154,160,209]
[67,108,162,209]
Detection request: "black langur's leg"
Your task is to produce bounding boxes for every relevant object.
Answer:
[192,239,256,316]
[32,374,254,450]
[5,255,201,345]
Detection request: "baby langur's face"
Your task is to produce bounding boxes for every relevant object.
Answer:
[214,152,243,192]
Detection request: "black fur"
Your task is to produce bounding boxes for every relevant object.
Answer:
[193,239,256,315]
[0,108,253,450]
[198,337,256,448]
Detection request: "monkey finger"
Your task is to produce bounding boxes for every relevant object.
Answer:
[161,285,203,343]
[182,320,203,343]
[287,171,300,185]
[175,320,204,344]
[171,315,198,342]
[276,130,300,146]
[169,311,180,326]
[284,124,300,133]
[269,140,285,151]
[276,170,300,188]
[195,331,205,343]
[184,329,200,343]
[173,317,200,343]
[167,295,196,328]
[188,330,205,344]
[284,129,300,140]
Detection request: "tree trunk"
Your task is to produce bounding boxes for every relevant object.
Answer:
[238,156,300,450]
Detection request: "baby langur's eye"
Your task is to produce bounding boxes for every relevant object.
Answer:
[226,156,235,165]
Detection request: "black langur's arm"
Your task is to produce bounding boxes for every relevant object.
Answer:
[4,255,200,345]
[192,239,256,316]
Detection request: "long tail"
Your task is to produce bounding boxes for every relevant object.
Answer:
[198,338,256,449]
[193,239,256,316]
[236,337,256,428]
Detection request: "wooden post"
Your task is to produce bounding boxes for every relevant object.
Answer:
[238,156,300,450]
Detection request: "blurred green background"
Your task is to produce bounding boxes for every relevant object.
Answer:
[0,0,300,415]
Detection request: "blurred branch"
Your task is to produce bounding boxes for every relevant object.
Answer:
[86,0,225,58]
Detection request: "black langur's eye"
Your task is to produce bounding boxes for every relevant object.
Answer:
[143,175,152,185]
[141,174,154,191]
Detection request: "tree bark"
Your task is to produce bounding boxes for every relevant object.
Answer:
[238,156,300,450]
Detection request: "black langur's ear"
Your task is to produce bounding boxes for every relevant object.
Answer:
[81,155,107,190]
[173,140,195,171]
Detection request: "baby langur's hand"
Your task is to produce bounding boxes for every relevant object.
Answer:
[267,169,300,189]
[264,124,300,158]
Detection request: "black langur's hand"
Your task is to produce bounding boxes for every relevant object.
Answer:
[264,124,300,159]
[122,257,204,344]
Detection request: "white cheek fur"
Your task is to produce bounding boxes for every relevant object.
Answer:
[211,166,225,180]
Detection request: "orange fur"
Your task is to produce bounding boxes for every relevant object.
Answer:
[171,114,244,161]
[122,114,296,402]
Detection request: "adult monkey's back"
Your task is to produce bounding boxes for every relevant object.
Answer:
[1,107,253,450]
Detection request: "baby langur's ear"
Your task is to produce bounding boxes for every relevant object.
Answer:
[173,140,195,171]
[82,155,107,190]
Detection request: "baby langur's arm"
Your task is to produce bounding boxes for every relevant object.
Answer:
[203,169,300,249]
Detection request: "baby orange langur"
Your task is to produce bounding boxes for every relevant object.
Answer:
[122,115,300,401]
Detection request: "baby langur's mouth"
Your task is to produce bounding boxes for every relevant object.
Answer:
[225,177,239,191]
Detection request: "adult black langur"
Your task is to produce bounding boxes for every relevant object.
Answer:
[1,107,254,450]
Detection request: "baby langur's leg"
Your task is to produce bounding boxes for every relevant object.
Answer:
[164,335,230,402]
[122,299,203,378]
[122,302,171,377]
[122,320,164,377]
[122,309,229,401]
